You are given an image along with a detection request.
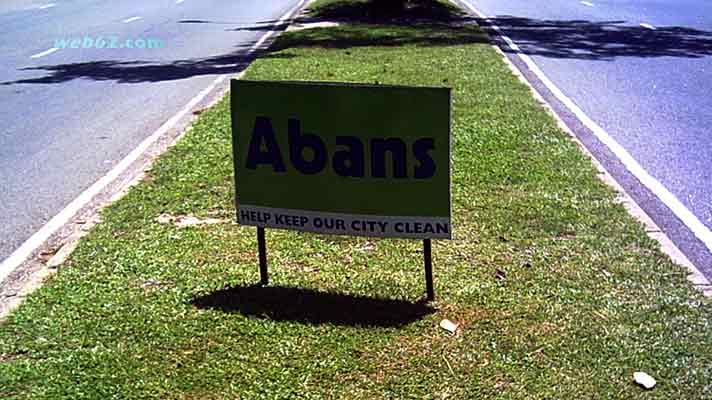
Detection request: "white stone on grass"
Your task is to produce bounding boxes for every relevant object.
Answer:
[633,371,656,390]
[439,319,459,334]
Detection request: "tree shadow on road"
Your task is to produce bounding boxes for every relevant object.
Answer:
[1,52,294,85]
[249,0,712,59]
[191,284,435,328]
[5,0,712,86]
[480,16,712,60]
[0,0,481,86]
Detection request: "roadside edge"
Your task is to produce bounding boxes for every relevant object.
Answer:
[451,0,712,296]
[0,0,310,319]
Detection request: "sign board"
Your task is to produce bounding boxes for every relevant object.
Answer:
[231,80,451,239]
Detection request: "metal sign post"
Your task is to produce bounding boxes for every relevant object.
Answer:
[255,228,436,300]
[423,239,434,301]
[257,227,269,285]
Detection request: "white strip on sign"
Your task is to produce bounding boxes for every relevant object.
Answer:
[239,205,452,239]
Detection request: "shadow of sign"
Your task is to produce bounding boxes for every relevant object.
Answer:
[191,285,436,328]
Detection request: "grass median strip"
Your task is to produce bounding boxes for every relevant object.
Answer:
[2,0,712,398]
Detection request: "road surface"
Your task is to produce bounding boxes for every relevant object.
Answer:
[0,0,300,271]
[464,0,712,277]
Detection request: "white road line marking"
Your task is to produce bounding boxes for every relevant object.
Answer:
[458,0,712,271]
[640,23,656,30]
[123,16,142,23]
[0,0,307,285]
[176,0,185,3]
[580,1,594,6]
[30,47,58,58]
[38,3,56,9]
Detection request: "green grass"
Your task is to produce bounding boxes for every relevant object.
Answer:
[2,0,712,398]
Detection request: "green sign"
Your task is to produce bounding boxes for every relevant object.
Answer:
[231,80,451,239]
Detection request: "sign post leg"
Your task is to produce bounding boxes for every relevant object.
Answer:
[424,239,434,301]
[258,227,269,285]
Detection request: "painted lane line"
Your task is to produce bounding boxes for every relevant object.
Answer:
[0,0,307,286]
[458,0,712,275]
[640,23,656,30]
[38,3,56,9]
[123,16,142,23]
[176,0,185,3]
[30,47,58,59]
[580,1,594,6]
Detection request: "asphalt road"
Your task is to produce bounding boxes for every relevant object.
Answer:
[465,0,712,277]
[0,0,299,265]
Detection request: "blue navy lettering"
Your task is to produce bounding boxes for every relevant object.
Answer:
[371,138,407,178]
[245,116,286,172]
[413,138,435,179]
[333,136,365,177]
[394,222,449,234]
[289,118,327,175]
[245,117,437,179]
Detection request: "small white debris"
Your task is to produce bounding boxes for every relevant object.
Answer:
[157,214,174,224]
[156,214,225,228]
[355,241,376,252]
[439,319,459,334]
[633,371,656,390]
[287,21,340,32]
[175,216,214,228]
[142,278,162,288]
